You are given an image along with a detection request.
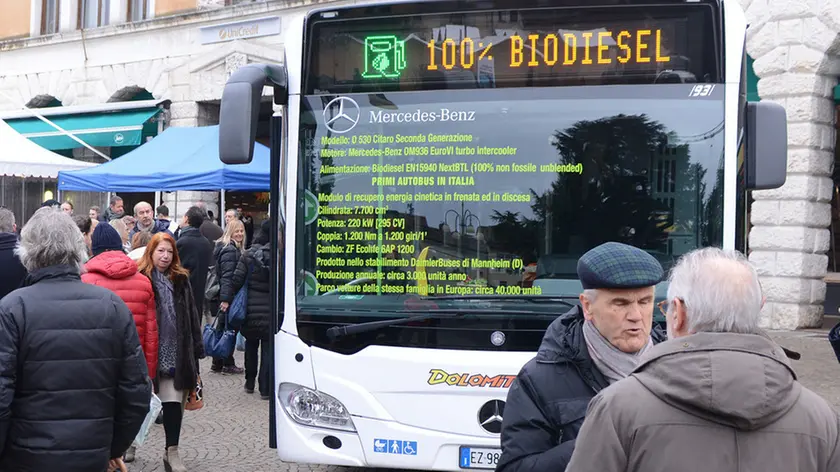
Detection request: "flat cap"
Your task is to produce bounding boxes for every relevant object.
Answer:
[577,242,664,290]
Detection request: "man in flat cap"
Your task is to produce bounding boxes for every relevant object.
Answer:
[496,242,667,472]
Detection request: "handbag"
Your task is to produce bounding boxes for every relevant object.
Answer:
[134,393,162,446]
[226,267,250,330]
[236,332,247,352]
[203,315,236,359]
[205,265,220,301]
[185,375,204,411]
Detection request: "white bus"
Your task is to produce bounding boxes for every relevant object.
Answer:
[217,0,787,470]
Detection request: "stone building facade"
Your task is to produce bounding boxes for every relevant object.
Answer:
[740,0,840,329]
[0,0,838,330]
[0,0,367,218]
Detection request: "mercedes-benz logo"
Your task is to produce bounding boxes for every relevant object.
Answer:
[323,96,361,134]
[490,331,506,347]
[477,400,505,434]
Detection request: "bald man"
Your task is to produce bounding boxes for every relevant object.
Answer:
[128,201,172,241]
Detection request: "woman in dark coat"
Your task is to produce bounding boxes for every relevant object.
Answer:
[210,219,246,374]
[138,232,204,472]
[232,220,276,399]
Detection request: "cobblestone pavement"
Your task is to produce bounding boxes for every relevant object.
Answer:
[129,352,354,472]
[129,331,840,471]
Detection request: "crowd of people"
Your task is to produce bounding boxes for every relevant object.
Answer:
[0,197,274,472]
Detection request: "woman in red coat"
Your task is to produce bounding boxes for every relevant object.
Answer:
[82,223,158,376]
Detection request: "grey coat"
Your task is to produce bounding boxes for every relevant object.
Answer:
[566,332,840,472]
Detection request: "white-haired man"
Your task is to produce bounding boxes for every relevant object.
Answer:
[566,247,840,472]
[0,207,151,472]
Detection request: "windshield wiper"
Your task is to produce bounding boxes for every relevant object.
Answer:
[421,295,578,310]
[324,308,537,340]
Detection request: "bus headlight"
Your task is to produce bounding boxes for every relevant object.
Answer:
[278,383,356,432]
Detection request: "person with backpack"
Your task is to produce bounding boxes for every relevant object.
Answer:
[231,220,276,399]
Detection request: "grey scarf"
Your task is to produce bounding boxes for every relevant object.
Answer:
[582,319,653,384]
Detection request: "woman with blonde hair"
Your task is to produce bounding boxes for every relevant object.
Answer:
[209,218,246,374]
[110,218,130,253]
[138,233,204,472]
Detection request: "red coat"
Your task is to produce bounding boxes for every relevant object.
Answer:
[82,250,159,379]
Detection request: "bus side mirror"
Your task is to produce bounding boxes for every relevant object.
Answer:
[219,63,287,165]
[746,101,787,190]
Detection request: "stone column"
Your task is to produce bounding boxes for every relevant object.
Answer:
[163,101,221,221]
[743,2,837,329]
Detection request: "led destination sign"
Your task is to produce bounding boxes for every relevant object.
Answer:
[307,5,717,92]
[424,29,671,72]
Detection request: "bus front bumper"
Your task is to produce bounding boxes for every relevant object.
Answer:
[276,400,501,471]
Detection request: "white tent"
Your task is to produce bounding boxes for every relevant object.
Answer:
[0,118,96,178]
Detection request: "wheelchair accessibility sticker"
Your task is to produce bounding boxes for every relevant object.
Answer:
[374,438,418,455]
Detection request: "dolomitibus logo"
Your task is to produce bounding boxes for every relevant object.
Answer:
[323,96,361,134]
[427,369,516,388]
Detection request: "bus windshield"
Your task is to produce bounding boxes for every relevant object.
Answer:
[292,1,725,351]
[295,85,725,310]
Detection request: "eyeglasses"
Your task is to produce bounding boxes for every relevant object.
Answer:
[657,297,685,316]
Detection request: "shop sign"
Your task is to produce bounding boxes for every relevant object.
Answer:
[199,16,281,45]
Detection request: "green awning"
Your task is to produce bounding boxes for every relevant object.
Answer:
[5,108,161,150]
[746,54,760,102]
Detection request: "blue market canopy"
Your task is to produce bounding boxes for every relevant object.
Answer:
[57,125,270,192]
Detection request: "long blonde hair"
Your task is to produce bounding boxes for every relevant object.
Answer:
[218,219,245,249]
[109,218,129,243]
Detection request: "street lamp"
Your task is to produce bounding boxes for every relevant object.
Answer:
[443,205,482,262]
[445,205,480,234]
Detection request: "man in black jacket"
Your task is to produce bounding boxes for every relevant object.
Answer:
[177,206,214,317]
[0,208,25,300]
[0,207,150,472]
[496,242,667,472]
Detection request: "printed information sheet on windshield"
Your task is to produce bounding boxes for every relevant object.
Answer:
[297,86,723,300]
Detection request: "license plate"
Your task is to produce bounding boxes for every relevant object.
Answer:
[459,446,501,469]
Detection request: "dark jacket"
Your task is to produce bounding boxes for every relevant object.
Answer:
[497,307,666,472]
[200,220,223,244]
[176,226,214,314]
[102,207,124,222]
[232,243,271,341]
[242,215,254,249]
[128,219,171,241]
[0,233,26,300]
[215,242,243,304]
[147,272,205,391]
[0,265,151,471]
